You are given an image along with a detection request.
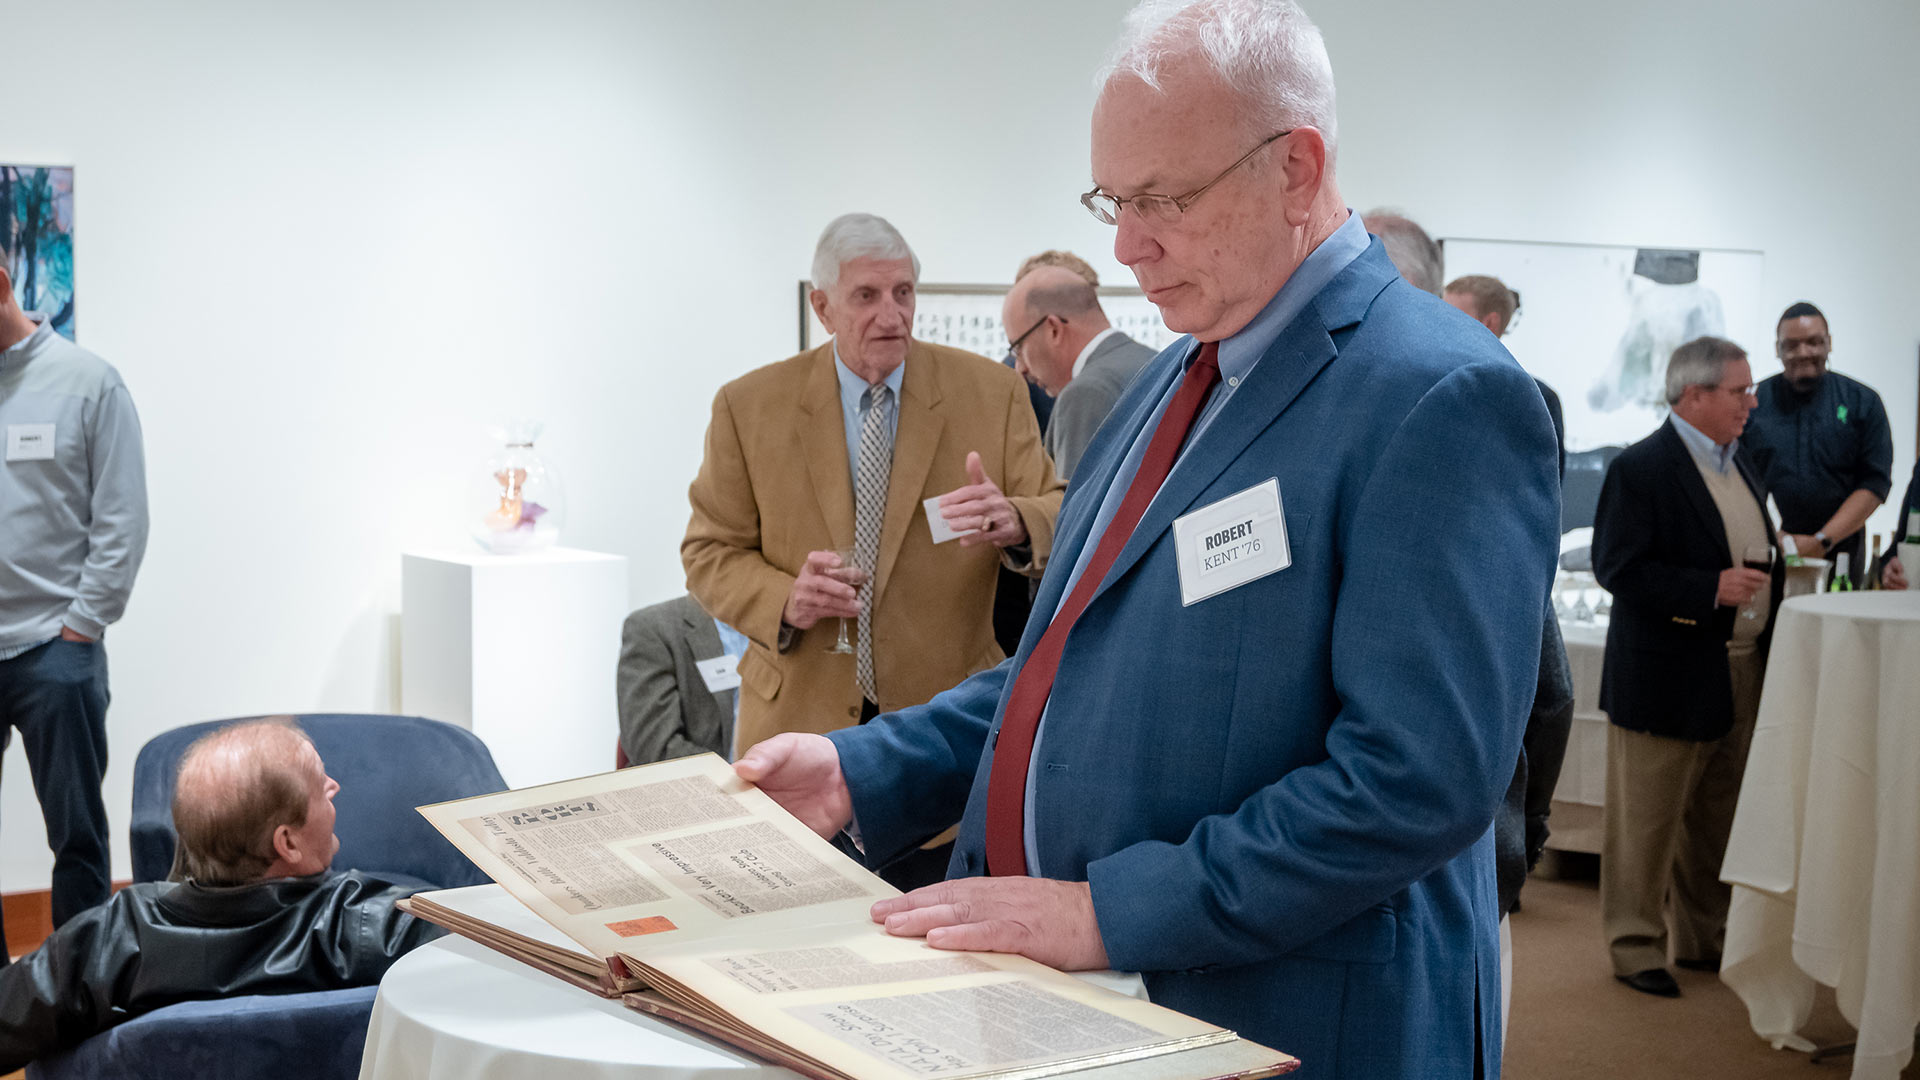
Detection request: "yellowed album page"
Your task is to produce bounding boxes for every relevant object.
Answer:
[416,754,899,961]
[627,920,1233,1080]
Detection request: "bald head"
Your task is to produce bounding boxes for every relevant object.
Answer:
[173,718,339,885]
[1364,210,1443,294]
[1003,265,1110,396]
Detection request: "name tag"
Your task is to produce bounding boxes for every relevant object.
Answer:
[5,423,55,462]
[696,654,741,694]
[923,495,979,544]
[1170,477,1291,607]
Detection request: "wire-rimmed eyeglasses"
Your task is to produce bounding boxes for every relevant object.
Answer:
[1081,130,1293,226]
[1007,314,1050,356]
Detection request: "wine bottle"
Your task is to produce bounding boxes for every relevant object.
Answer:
[1865,535,1883,590]
[1907,507,1920,545]
[1830,552,1853,592]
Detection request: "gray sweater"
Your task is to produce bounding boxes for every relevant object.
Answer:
[0,318,148,650]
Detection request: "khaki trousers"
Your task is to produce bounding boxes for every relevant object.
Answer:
[1601,647,1763,975]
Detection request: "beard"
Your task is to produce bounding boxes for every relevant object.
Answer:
[1787,371,1824,397]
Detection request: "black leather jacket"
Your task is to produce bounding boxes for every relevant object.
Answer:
[0,870,443,1070]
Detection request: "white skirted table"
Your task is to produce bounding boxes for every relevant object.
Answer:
[358,934,800,1080]
[1720,590,1920,1080]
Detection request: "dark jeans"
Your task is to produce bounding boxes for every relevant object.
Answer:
[0,638,113,958]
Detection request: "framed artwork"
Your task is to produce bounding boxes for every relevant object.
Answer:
[2,164,75,340]
[797,281,1178,358]
[1440,238,1765,454]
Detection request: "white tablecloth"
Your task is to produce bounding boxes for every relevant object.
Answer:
[1554,618,1609,807]
[1720,591,1920,1080]
[358,934,800,1080]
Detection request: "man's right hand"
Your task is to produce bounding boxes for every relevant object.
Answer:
[782,550,863,629]
[1717,567,1769,608]
[735,734,853,839]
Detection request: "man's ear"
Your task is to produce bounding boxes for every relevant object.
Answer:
[270,822,301,866]
[1481,312,1504,335]
[810,289,837,338]
[1278,128,1330,227]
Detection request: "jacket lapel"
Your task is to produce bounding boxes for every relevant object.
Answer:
[873,342,943,607]
[1659,422,1734,564]
[798,346,855,553]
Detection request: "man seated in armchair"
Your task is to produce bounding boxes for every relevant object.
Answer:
[0,717,443,1069]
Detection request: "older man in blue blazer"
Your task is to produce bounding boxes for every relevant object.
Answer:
[739,3,1558,1078]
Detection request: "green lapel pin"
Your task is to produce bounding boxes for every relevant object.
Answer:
[1837,404,1849,423]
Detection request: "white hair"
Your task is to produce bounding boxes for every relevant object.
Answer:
[811,213,920,292]
[1099,0,1338,156]
[1665,336,1746,406]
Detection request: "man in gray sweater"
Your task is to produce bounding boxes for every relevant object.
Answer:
[1002,263,1156,482]
[0,254,148,957]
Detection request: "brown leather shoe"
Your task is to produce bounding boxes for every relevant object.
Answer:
[1616,968,1681,997]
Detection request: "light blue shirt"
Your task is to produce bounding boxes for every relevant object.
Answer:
[715,619,751,758]
[833,343,904,492]
[1024,210,1374,872]
[1669,413,1737,475]
[0,315,148,658]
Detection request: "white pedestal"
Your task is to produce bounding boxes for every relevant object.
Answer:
[402,547,628,787]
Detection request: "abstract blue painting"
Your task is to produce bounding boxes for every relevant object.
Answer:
[2,164,75,340]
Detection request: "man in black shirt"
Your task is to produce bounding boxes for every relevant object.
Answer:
[1740,302,1894,585]
[0,718,442,1070]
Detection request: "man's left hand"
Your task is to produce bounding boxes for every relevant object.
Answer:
[1887,555,1908,591]
[871,876,1109,971]
[938,451,1028,549]
[59,627,94,643]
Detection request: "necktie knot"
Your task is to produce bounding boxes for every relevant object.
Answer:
[862,384,893,412]
[1191,340,1221,376]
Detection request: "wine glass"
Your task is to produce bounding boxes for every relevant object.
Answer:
[1740,543,1773,622]
[823,548,869,654]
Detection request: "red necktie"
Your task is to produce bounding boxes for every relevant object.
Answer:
[985,341,1222,876]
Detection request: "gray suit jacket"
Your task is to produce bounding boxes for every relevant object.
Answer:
[1044,331,1157,480]
[617,593,736,764]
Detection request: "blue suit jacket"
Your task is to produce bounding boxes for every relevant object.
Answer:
[831,240,1559,1080]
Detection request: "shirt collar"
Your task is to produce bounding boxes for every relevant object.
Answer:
[832,340,906,409]
[1669,412,1737,474]
[0,314,52,370]
[1210,209,1370,380]
[1072,327,1120,381]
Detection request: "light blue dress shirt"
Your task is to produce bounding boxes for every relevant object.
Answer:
[1024,210,1374,872]
[715,619,751,758]
[833,344,905,493]
[1668,413,1738,475]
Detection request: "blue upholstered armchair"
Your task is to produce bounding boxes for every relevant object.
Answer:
[28,713,507,1080]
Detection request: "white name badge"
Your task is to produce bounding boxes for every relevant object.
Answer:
[696,654,742,694]
[1170,477,1291,606]
[5,423,56,462]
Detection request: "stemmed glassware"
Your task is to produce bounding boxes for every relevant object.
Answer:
[824,548,869,654]
[1741,542,1773,622]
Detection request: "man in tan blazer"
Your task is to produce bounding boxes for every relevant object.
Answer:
[683,213,1063,768]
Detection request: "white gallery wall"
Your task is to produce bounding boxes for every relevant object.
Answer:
[2,0,1915,887]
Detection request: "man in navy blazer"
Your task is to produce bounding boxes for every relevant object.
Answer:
[738,3,1558,1077]
[1591,337,1784,997]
